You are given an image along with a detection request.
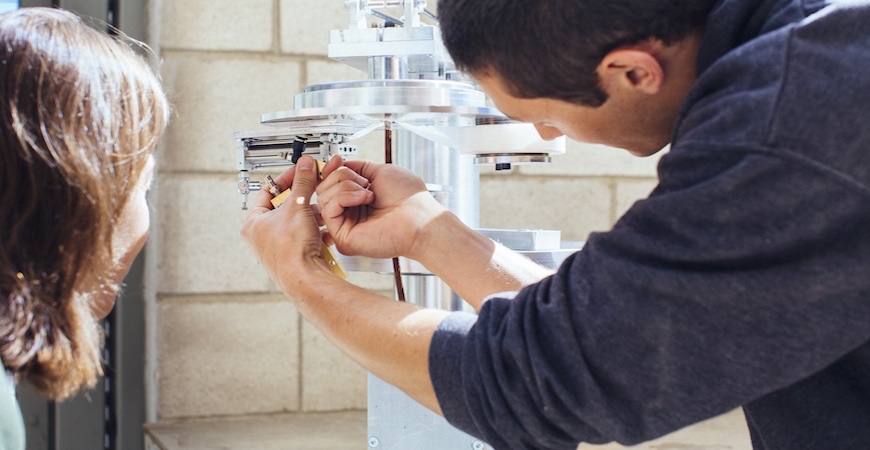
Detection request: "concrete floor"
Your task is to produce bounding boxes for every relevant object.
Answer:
[145,411,367,450]
[145,408,751,450]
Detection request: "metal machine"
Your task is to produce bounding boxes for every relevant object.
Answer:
[235,1,575,448]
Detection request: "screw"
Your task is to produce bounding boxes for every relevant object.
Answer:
[472,441,485,450]
[368,436,380,448]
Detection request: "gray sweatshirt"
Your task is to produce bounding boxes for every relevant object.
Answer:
[429,0,870,448]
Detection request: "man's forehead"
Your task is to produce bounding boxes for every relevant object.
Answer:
[472,73,531,122]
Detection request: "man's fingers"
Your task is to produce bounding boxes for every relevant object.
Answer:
[287,156,318,208]
[246,188,278,218]
[318,165,371,196]
[318,179,374,211]
[321,230,335,247]
[320,154,344,179]
[341,159,377,178]
[312,204,325,227]
[270,164,298,191]
[320,187,374,220]
[240,189,275,241]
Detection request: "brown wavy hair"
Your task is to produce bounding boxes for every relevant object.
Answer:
[0,8,169,399]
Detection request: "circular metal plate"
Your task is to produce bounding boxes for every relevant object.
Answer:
[261,79,505,126]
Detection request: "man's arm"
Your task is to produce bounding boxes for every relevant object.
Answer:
[289,266,449,414]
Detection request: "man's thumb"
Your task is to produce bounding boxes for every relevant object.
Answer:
[289,156,318,205]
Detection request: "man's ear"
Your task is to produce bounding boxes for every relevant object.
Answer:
[598,49,664,95]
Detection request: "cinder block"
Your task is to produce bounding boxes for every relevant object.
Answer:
[159,0,273,52]
[158,53,302,173]
[155,173,275,295]
[614,179,660,222]
[517,142,666,178]
[301,321,367,411]
[157,295,300,419]
[280,0,349,56]
[480,175,612,242]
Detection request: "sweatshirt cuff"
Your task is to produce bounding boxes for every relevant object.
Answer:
[429,311,480,435]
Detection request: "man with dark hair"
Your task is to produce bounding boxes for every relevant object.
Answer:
[243,0,870,448]
[439,0,716,108]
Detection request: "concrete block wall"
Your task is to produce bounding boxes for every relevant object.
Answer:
[147,0,662,422]
[481,144,662,242]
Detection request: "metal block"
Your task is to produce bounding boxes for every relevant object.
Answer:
[368,375,491,450]
[476,228,562,251]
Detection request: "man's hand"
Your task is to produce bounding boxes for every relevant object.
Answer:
[316,157,449,260]
[240,156,330,293]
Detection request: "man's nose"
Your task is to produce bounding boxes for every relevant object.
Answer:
[534,123,564,141]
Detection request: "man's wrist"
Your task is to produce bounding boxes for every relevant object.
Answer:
[407,206,466,264]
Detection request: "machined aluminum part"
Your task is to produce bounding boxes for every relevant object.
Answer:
[336,240,584,276]
[234,124,373,172]
[329,26,451,76]
[474,153,554,166]
[261,79,502,126]
[245,116,379,136]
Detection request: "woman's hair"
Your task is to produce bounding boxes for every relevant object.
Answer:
[0,7,169,399]
[438,0,717,106]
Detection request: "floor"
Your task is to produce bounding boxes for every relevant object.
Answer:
[145,408,751,450]
[145,411,367,450]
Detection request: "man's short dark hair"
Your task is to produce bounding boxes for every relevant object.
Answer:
[438,0,717,106]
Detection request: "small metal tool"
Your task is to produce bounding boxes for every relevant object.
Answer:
[265,175,281,196]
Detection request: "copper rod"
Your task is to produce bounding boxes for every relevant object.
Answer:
[385,121,406,302]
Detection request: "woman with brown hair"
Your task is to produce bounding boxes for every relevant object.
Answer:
[0,7,169,447]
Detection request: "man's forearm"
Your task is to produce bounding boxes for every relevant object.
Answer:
[410,211,554,310]
[283,264,449,414]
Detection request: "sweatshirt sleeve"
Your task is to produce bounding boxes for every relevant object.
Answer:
[428,146,870,449]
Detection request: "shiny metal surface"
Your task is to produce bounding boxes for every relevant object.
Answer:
[261,105,502,125]
[477,228,562,251]
[262,79,501,125]
[336,245,583,275]
[329,27,453,76]
[475,153,554,166]
[368,375,491,450]
[396,123,479,226]
[368,55,406,79]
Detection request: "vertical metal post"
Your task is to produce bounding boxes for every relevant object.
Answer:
[366,118,491,449]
